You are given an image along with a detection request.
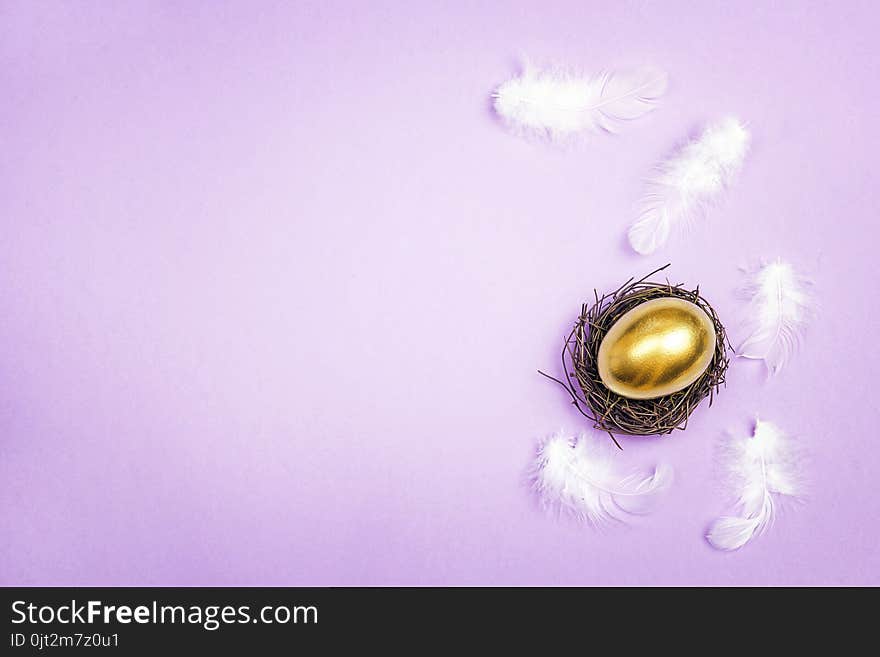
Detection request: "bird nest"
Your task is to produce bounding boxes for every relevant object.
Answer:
[542,265,731,447]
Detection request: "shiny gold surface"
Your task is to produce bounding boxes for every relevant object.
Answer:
[597,298,716,400]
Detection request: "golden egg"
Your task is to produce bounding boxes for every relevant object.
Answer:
[597,297,716,400]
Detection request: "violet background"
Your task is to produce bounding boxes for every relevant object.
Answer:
[1,1,878,586]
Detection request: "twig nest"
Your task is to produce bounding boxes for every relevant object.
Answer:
[547,266,731,443]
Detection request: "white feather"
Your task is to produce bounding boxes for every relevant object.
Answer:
[493,65,667,141]
[707,418,803,551]
[532,432,673,525]
[737,259,814,374]
[628,117,750,255]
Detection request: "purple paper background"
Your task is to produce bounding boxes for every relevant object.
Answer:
[2,1,878,586]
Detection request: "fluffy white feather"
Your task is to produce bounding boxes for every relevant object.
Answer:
[737,259,814,374]
[493,65,667,140]
[628,117,750,255]
[707,418,802,551]
[532,432,673,525]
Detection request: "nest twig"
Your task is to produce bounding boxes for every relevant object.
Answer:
[541,264,731,447]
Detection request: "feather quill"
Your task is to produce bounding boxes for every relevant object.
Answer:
[493,65,667,141]
[707,418,803,551]
[628,117,750,255]
[532,432,673,525]
[737,259,814,374]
